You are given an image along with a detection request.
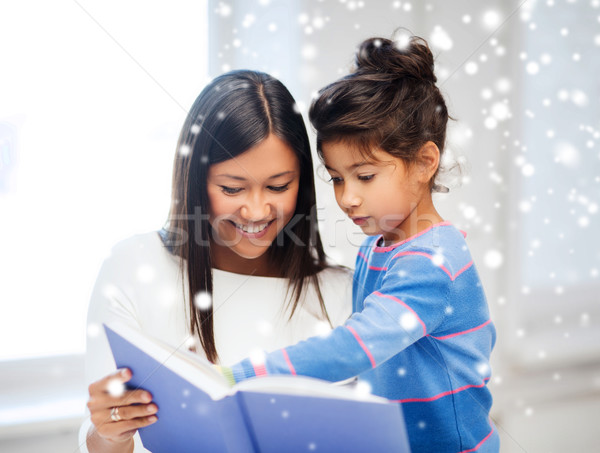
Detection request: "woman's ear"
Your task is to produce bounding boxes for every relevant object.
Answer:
[416,141,440,183]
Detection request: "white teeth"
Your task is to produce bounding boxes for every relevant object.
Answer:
[237,222,269,234]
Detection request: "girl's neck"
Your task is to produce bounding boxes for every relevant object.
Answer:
[381,198,443,247]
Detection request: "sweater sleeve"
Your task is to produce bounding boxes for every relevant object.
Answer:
[228,252,449,383]
[79,241,151,453]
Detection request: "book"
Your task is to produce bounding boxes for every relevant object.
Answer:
[103,322,411,453]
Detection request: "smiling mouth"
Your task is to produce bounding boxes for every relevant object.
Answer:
[230,220,273,234]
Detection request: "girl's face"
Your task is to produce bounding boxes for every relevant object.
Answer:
[207,134,300,270]
[322,141,441,245]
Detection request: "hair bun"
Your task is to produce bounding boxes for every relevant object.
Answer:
[355,35,437,84]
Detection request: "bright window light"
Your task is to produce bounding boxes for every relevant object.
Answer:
[0,1,208,359]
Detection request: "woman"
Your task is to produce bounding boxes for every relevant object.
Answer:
[80,70,352,453]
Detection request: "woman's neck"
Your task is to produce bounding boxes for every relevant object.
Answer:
[209,240,280,277]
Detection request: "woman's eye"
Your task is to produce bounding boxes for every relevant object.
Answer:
[220,186,243,195]
[268,184,290,193]
[358,174,374,181]
[328,176,343,184]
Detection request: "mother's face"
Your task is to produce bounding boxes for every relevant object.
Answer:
[206,134,300,260]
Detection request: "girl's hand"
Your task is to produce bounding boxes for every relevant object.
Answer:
[86,368,158,451]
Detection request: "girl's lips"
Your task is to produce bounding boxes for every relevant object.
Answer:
[351,216,370,226]
[229,219,275,239]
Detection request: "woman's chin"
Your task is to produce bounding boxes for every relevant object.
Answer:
[230,246,271,260]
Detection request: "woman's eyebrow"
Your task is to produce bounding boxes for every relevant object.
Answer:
[214,170,296,181]
[267,170,296,179]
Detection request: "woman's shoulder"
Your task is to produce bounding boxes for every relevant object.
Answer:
[316,265,354,285]
[106,231,174,262]
[312,266,353,325]
[98,231,178,280]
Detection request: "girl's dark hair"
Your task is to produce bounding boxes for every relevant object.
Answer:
[163,70,330,363]
[309,34,450,188]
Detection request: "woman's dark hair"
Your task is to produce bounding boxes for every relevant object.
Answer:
[309,34,450,189]
[163,70,330,362]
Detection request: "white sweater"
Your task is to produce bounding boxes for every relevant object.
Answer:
[79,231,352,452]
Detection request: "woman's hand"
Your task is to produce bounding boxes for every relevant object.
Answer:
[86,368,158,452]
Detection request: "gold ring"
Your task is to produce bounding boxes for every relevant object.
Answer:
[110,406,122,422]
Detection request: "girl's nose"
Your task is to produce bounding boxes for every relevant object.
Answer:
[339,186,361,209]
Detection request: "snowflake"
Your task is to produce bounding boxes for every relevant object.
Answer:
[482,10,501,29]
[464,61,478,75]
[431,254,445,267]
[137,264,155,283]
[476,362,490,376]
[242,14,255,28]
[526,61,540,75]
[553,142,580,168]
[194,291,212,310]
[430,26,453,51]
[106,378,126,397]
[400,312,419,331]
[521,163,535,177]
[215,2,232,17]
[257,320,273,336]
[249,348,266,366]
[354,380,372,398]
[87,323,101,338]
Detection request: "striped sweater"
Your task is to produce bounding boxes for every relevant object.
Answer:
[229,222,499,452]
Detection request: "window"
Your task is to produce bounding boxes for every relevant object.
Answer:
[507,0,600,367]
[0,1,208,360]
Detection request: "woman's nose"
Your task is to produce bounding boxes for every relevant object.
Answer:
[240,194,271,221]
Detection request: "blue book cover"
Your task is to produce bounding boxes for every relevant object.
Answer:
[104,323,411,453]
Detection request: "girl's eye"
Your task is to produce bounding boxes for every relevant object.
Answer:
[328,176,343,184]
[220,186,243,195]
[268,184,290,193]
[358,174,374,182]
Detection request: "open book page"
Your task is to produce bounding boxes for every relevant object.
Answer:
[233,374,389,404]
[105,322,231,400]
[105,322,388,404]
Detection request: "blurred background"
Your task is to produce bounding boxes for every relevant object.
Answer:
[1,0,598,451]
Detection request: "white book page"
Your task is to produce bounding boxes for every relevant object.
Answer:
[233,375,389,404]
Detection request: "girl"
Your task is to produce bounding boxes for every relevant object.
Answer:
[224,37,499,452]
[81,70,352,453]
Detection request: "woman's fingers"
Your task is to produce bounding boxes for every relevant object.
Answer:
[88,368,134,398]
[87,368,158,443]
[91,403,158,426]
[87,388,152,412]
[93,414,158,441]
[88,368,153,410]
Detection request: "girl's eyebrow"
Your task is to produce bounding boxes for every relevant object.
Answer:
[214,170,296,181]
[324,162,372,172]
